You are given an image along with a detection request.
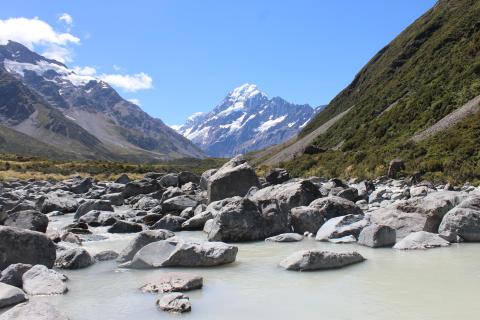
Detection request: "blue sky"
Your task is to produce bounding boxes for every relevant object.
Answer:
[1,0,436,126]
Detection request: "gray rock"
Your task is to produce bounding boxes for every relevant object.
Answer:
[151,215,186,231]
[38,192,79,214]
[179,207,194,219]
[157,292,191,313]
[265,168,290,185]
[115,174,131,184]
[3,210,49,233]
[393,231,450,250]
[162,195,198,213]
[0,226,56,270]
[22,265,67,295]
[117,230,175,263]
[0,283,27,308]
[181,198,239,230]
[250,180,321,216]
[200,169,217,190]
[107,220,142,233]
[207,156,260,202]
[74,200,113,220]
[55,248,94,269]
[178,172,200,186]
[0,264,32,288]
[121,239,238,269]
[159,174,179,188]
[358,224,396,248]
[265,233,303,242]
[337,188,358,202]
[100,193,124,206]
[309,196,363,220]
[315,214,367,241]
[439,196,480,241]
[207,198,288,242]
[69,177,92,194]
[93,250,119,262]
[133,197,161,211]
[279,250,365,271]
[0,301,69,320]
[290,206,326,234]
[387,159,405,179]
[122,179,159,198]
[328,235,357,243]
[140,272,203,293]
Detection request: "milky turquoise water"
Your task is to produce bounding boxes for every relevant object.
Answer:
[4,214,480,320]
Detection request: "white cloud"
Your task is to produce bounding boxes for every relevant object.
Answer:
[127,98,141,106]
[0,17,80,63]
[0,17,79,48]
[99,72,153,92]
[58,13,73,26]
[73,65,97,76]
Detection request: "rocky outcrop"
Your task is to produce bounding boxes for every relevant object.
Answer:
[0,226,56,270]
[279,250,365,271]
[121,239,238,269]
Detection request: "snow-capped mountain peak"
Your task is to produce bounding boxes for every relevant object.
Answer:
[176,84,324,157]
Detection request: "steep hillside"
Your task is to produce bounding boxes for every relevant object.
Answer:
[177,83,322,157]
[267,0,480,183]
[0,41,204,161]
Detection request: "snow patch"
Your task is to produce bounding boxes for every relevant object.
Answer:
[257,115,287,133]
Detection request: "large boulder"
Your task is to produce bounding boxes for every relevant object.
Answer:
[315,214,367,241]
[38,192,79,214]
[368,191,467,239]
[74,200,113,220]
[200,169,217,190]
[0,301,69,320]
[0,264,32,288]
[117,230,175,263]
[162,196,198,213]
[121,239,238,269]
[249,180,321,216]
[207,156,260,202]
[0,226,56,270]
[100,193,124,206]
[358,224,396,248]
[290,206,326,234]
[178,172,200,186]
[438,196,480,241]
[0,283,27,309]
[69,177,93,194]
[393,231,450,250]
[122,179,160,198]
[159,174,179,188]
[151,215,186,231]
[182,197,240,230]
[107,220,143,233]
[140,272,203,293]
[22,265,67,295]
[279,250,365,271]
[207,198,289,242]
[157,292,191,313]
[265,168,290,185]
[3,210,49,233]
[55,248,94,270]
[309,196,363,220]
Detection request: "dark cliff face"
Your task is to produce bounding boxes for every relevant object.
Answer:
[0,41,204,161]
[177,83,322,157]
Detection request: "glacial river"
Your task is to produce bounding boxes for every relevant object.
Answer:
[8,213,480,320]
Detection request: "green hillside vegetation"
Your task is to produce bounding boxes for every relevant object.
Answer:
[281,0,480,183]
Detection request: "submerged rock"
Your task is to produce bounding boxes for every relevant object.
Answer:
[121,239,238,269]
[279,250,365,271]
[0,301,69,320]
[265,233,304,242]
[141,272,203,293]
[93,250,119,262]
[393,231,450,250]
[157,292,191,313]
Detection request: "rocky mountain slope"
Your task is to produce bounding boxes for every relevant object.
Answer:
[176,83,323,157]
[0,41,204,161]
[261,0,480,183]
